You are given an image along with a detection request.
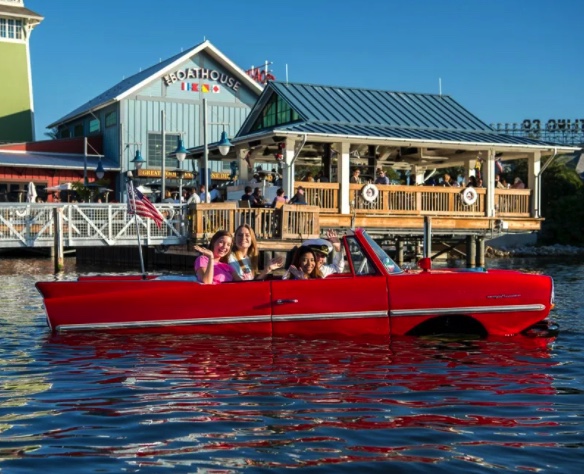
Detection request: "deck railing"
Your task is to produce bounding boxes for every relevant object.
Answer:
[191,203,320,241]
[296,182,531,217]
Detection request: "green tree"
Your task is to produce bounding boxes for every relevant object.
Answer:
[538,155,584,245]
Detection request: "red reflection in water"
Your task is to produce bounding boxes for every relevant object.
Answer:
[33,333,559,468]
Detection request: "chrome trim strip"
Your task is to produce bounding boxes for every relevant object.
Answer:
[272,310,387,322]
[56,314,272,332]
[390,304,545,317]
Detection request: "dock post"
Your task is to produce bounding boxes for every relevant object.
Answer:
[476,236,485,268]
[423,216,432,258]
[53,207,64,272]
[396,238,404,266]
[466,235,476,268]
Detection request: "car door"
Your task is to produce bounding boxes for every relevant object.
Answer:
[270,238,389,337]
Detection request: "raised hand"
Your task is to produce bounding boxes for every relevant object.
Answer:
[269,255,285,271]
[194,245,214,259]
[326,229,341,251]
[287,265,305,280]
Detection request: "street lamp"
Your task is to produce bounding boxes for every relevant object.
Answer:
[131,149,146,170]
[84,136,107,185]
[202,97,232,202]
[96,159,105,180]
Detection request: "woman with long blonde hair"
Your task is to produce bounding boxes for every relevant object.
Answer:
[229,224,283,280]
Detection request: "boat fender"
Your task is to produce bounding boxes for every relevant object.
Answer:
[461,187,478,206]
[361,183,379,203]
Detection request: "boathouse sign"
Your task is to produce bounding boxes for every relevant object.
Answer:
[163,68,241,91]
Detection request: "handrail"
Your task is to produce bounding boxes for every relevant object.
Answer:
[0,203,187,249]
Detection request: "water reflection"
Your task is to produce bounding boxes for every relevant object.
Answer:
[2,333,554,469]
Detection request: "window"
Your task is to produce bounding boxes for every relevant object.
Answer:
[251,95,300,132]
[147,133,181,168]
[0,18,23,40]
[89,119,100,134]
[105,111,117,127]
[73,124,84,137]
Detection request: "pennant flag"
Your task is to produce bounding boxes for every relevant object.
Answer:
[181,82,190,91]
[126,181,164,228]
[191,83,199,92]
[201,84,210,93]
[212,85,221,93]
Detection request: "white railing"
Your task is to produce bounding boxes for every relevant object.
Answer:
[0,203,187,249]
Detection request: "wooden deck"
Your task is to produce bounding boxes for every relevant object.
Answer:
[190,183,539,244]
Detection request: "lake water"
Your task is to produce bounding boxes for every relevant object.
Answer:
[1,256,583,472]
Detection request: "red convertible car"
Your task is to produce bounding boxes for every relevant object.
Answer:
[35,229,556,338]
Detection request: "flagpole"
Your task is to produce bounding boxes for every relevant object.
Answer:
[127,173,147,279]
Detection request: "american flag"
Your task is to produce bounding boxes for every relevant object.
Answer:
[126,181,164,228]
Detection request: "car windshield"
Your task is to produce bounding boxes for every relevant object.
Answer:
[362,231,403,274]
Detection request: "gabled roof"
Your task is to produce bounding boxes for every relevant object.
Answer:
[235,82,576,150]
[0,4,43,20]
[48,40,264,128]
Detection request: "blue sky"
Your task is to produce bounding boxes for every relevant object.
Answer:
[26,0,583,140]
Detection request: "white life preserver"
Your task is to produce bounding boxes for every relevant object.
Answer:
[361,183,379,203]
[461,187,478,206]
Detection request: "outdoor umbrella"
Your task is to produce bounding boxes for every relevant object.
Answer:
[27,182,37,203]
[45,183,72,192]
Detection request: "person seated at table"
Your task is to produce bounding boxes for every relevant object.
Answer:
[350,169,362,184]
[193,230,241,284]
[271,188,287,207]
[512,177,525,189]
[289,186,307,205]
[283,246,323,280]
[374,169,390,185]
[466,176,477,187]
[251,187,266,207]
[241,186,254,202]
[303,229,345,277]
[228,224,284,280]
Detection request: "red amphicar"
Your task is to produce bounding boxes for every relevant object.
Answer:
[35,229,556,338]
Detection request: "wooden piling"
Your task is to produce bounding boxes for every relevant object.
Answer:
[53,207,64,272]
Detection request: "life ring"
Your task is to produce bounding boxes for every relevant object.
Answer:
[15,206,30,217]
[461,187,478,206]
[361,183,379,203]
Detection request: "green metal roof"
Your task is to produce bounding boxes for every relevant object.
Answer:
[236,82,567,148]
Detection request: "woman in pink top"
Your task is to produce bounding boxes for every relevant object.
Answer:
[194,230,241,284]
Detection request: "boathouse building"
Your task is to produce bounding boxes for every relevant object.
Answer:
[0,40,264,202]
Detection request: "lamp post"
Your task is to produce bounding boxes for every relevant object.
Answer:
[202,98,232,202]
[173,137,187,207]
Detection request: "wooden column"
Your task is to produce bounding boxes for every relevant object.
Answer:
[338,142,350,215]
[527,151,541,217]
[485,149,496,217]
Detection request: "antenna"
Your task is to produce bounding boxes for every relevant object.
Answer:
[439,78,442,96]
[286,64,289,83]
